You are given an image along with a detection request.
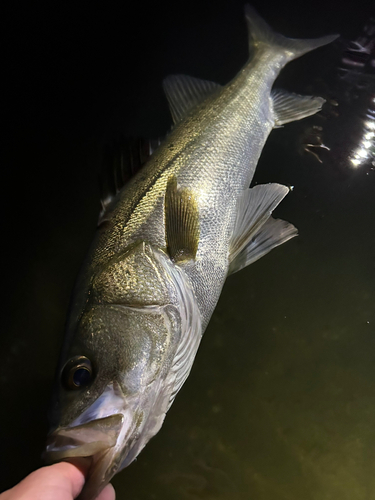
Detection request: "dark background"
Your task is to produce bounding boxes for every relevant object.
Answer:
[2,0,375,499]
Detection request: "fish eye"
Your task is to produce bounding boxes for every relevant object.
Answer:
[61,356,94,390]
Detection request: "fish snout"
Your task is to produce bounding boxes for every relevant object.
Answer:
[44,413,123,462]
[44,413,125,500]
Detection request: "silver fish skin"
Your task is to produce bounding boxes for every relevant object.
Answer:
[44,6,338,500]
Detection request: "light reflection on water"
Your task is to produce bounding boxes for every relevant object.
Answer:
[339,17,375,169]
[350,102,375,168]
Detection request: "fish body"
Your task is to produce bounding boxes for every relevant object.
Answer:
[45,6,338,499]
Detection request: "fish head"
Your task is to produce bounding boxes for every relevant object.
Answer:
[45,242,199,499]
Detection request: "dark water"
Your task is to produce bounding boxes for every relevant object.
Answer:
[2,0,375,498]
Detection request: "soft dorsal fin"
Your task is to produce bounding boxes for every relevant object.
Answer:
[163,74,222,124]
[165,175,200,263]
[99,136,161,224]
[230,183,290,263]
[272,89,326,126]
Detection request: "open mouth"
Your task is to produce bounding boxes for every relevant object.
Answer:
[44,413,124,462]
[44,382,141,499]
[44,413,126,500]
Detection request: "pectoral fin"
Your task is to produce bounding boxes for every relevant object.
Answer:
[165,176,200,263]
[272,89,326,126]
[228,183,297,274]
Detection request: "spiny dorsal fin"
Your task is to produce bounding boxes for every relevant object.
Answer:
[230,183,290,264]
[165,175,200,262]
[163,75,222,124]
[228,217,298,275]
[99,136,161,224]
[272,89,326,125]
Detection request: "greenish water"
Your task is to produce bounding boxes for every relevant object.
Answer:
[2,1,375,499]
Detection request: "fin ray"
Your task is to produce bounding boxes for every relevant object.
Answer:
[165,176,200,262]
[163,75,221,124]
[272,90,326,125]
[99,137,161,224]
[229,217,298,275]
[245,4,339,63]
[230,183,290,264]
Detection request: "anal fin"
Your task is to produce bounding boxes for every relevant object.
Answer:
[165,176,200,263]
[272,89,326,126]
[228,217,298,275]
[228,183,297,275]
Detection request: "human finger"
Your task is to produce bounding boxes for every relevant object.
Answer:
[0,462,85,500]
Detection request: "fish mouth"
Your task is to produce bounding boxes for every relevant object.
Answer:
[44,413,124,462]
[44,382,140,500]
[44,413,126,500]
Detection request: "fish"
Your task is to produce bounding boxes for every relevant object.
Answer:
[44,6,338,499]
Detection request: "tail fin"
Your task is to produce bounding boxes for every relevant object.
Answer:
[245,5,339,62]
